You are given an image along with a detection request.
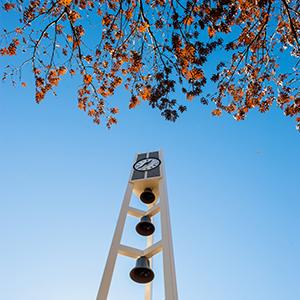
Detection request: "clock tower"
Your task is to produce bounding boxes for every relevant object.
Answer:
[96,150,178,300]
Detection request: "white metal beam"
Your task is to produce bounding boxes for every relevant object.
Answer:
[146,204,161,217]
[159,151,179,300]
[118,245,143,259]
[96,183,133,300]
[128,206,145,218]
[144,240,163,258]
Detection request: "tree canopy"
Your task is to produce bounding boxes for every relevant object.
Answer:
[1,0,299,129]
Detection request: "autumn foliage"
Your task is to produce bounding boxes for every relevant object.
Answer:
[0,0,299,129]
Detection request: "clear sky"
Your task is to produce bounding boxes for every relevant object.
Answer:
[1,74,300,300]
[1,7,300,299]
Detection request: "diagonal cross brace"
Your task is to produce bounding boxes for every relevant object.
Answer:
[118,240,162,259]
[128,204,161,218]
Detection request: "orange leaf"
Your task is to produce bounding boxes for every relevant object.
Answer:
[67,35,73,42]
[4,2,15,11]
[208,26,216,38]
[190,68,204,80]
[58,0,72,6]
[212,109,222,116]
[110,107,119,114]
[102,14,112,26]
[138,22,149,33]
[69,10,81,23]
[78,101,85,110]
[15,27,23,34]
[35,91,45,103]
[88,109,96,116]
[58,66,67,76]
[36,77,44,87]
[21,82,27,87]
[183,16,194,26]
[125,8,134,20]
[186,93,194,101]
[129,95,140,109]
[139,86,151,100]
[83,74,92,85]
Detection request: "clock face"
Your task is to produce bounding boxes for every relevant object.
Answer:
[133,157,161,172]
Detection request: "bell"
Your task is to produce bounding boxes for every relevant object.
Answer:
[140,188,155,204]
[130,256,154,284]
[136,215,155,236]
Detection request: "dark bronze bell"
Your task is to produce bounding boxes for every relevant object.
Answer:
[136,215,155,236]
[140,188,155,204]
[130,256,154,284]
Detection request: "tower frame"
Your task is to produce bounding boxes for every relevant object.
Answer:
[96,150,178,300]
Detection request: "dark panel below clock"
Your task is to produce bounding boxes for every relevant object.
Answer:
[147,166,160,178]
[132,170,145,180]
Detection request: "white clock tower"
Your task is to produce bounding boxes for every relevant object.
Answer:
[96,150,178,300]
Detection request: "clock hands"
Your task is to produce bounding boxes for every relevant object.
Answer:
[133,157,161,172]
[138,159,152,170]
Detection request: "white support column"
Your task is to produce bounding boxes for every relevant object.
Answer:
[145,234,153,300]
[159,152,178,300]
[96,182,133,300]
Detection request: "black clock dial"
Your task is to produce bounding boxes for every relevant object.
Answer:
[133,157,161,171]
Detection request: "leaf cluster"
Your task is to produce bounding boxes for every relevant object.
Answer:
[0,0,299,129]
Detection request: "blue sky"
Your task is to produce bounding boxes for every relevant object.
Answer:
[1,75,300,300]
